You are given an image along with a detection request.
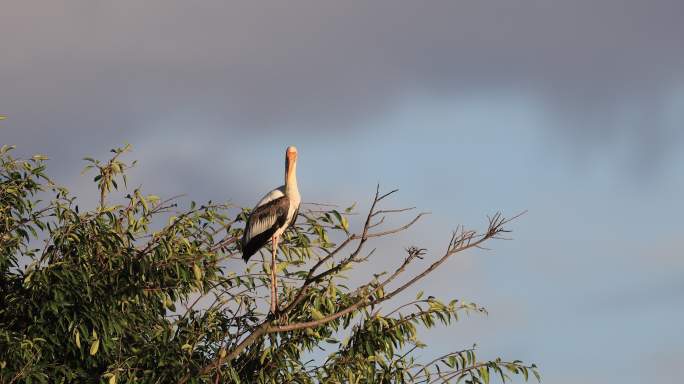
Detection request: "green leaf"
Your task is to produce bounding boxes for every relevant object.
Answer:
[480,366,490,384]
[135,190,148,213]
[260,348,270,364]
[193,263,203,281]
[345,202,357,213]
[341,216,349,232]
[311,308,325,320]
[275,261,289,273]
[89,338,100,356]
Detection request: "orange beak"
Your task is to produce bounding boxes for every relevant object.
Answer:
[285,146,298,179]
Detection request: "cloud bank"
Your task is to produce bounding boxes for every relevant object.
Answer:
[2,1,682,152]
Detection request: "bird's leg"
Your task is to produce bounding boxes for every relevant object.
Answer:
[270,235,279,314]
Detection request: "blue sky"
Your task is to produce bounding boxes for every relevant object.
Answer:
[2,1,684,382]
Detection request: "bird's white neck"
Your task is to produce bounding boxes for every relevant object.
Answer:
[285,159,299,198]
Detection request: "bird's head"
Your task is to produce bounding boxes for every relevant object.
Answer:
[286,146,298,162]
[285,146,298,182]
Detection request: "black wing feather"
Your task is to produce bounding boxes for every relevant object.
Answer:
[241,196,290,262]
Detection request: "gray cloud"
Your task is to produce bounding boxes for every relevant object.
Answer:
[1,0,683,165]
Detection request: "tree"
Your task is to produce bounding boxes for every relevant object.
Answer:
[0,144,539,383]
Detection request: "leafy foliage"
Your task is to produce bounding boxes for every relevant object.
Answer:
[0,145,539,383]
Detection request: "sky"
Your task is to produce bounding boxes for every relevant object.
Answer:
[2,1,684,382]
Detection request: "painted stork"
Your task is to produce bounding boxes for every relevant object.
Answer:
[241,146,301,313]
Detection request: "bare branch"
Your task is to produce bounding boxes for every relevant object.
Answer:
[378,212,516,304]
[355,212,429,239]
[371,206,416,217]
[281,185,399,313]
[301,201,339,207]
[368,215,385,229]
[378,188,399,201]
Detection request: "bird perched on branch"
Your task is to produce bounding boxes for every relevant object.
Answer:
[241,146,301,313]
